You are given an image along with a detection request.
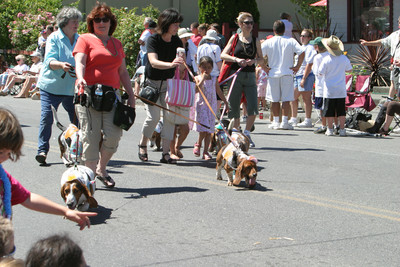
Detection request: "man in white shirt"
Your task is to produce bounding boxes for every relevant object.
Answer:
[261,20,304,130]
[360,16,400,98]
[138,19,156,67]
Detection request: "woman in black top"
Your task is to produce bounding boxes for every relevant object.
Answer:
[138,8,184,164]
[221,12,266,148]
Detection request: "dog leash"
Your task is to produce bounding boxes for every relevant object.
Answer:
[219,68,242,121]
[182,62,240,148]
[118,88,210,129]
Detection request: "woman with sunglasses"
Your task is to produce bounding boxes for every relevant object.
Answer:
[35,7,82,165]
[221,12,266,148]
[73,3,135,188]
[0,55,29,95]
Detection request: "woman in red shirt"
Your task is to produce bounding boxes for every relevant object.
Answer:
[74,3,135,188]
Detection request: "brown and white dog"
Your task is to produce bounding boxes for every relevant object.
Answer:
[60,165,98,211]
[216,142,258,188]
[51,106,83,166]
[149,119,162,151]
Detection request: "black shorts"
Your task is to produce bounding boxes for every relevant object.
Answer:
[322,98,346,117]
[314,97,323,110]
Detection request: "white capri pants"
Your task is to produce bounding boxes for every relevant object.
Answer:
[141,78,175,141]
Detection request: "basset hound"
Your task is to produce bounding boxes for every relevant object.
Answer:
[216,142,258,188]
[60,165,98,211]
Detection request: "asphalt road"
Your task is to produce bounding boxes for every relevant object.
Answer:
[3,95,400,266]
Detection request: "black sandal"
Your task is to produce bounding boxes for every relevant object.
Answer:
[378,127,390,136]
[160,153,177,164]
[138,145,148,161]
[96,175,115,188]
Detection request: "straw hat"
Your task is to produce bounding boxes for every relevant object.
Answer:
[178,28,194,39]
[203,29,219,41]
[321,35,344,56]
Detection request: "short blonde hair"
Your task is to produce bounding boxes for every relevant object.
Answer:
[237,12,253,24]
[15,55,25,63]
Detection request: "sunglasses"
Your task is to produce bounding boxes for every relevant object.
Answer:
[300,35,310,37]
[16,59,21,61]
[243,21,254,25]
[93,17,110,23]
[61,66,76,79]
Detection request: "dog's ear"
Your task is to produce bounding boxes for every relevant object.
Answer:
[87,196,98,208]
[60,183,69,200]
[233,159,244,186]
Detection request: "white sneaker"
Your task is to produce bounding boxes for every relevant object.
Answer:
[279,122,294,130]
[392,127,400,134]
[241,116,247,122]
[339,128,347,137]
[297,120,313,128]
[288,118,298,127]
[268,122,280,129]
[325,128,334,136]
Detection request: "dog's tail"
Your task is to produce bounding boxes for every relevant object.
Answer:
[51,105,66,131]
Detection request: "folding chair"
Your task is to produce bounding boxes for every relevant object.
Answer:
[390,114,400,133]
[345,75,376,114]
[345,74,353,92]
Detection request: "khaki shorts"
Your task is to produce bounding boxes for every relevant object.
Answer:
[76,105,122,162]
[266,75,294,102]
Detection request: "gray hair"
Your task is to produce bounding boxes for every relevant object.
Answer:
[56,6,82,29]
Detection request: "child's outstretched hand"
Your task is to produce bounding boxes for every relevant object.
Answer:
[64,209,98,231]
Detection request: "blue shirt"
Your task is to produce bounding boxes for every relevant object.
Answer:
[37,29,79,96]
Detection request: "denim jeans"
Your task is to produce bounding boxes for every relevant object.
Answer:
[37,90,75,154]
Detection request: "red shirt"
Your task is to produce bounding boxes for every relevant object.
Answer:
[73,33,125,89]
[1,169,31,218]
[191,34,202,47]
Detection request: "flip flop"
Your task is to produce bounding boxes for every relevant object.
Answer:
[96,175,115,188]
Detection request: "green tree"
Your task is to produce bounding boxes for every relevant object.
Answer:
[0,0,65,50]
[198,0,259,28]
[289,0,327,31]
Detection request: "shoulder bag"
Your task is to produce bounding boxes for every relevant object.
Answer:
[218,34,239,84]
[166,68,195,107]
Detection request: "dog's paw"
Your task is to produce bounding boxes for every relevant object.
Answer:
[227,181,233,186]
[217,176,223,180]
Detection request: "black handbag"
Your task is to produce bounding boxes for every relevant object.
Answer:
[139,85,159,106]
[113,100,136,131]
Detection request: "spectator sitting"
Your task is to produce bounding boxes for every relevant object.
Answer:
[25,234,87,267]
[3,52,43,98]
[13,52,43,98]
[0,55,8,74]
[0,55,29,95]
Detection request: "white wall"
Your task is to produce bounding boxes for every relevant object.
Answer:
[329,0,348,42]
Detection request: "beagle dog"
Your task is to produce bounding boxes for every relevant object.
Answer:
[51,106,82,166]
[216,142,258,188]
[60,165,98,211]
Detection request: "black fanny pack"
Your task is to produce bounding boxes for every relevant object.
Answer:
[88,84,116,112]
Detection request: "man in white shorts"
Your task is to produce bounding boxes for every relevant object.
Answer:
[261,20,305,130]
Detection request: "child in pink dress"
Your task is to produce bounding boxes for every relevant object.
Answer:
[256,64,267,111]
[192,56,229,160]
